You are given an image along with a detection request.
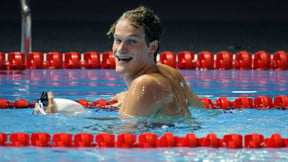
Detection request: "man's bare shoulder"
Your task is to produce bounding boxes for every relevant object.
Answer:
[157,63,178,72]
[131,73,169,89]
[157,63,185,82]
[121,73,172,117]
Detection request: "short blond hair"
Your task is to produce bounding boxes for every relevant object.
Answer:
[107,6,162,62]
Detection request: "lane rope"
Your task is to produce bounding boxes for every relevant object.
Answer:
[0,132,287,148]
[0,50,287,70]
[0,96,287,110]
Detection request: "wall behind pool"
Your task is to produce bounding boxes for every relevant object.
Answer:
[1,0,288,21]
[1,0,288,53]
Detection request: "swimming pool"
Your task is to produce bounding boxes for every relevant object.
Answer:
[0,69,288,161]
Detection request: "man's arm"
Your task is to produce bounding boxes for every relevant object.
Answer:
[33,92,57,114]
[183,83,205,108]
[45,92,58,113]
[119,75,170,117]
[109,91,128,107]
[157,63,205,108]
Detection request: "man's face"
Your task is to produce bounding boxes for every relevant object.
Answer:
[112,19,152,75]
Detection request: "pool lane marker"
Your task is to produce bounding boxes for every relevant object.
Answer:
[0,95,287,109]
[0,132,287,148]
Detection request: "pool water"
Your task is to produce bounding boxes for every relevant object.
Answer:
[0,69,288,161]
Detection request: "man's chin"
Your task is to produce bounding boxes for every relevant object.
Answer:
[115,62,135,74]
[115,67,127,74]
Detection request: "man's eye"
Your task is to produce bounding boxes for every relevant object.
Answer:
[114,38,121,43]
[128,40,137,45]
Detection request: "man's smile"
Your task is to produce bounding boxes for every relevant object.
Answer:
[116,56,133,64]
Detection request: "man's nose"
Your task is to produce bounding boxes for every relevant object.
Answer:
[118,41,128,51]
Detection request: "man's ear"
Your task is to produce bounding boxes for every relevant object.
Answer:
[149,40,159,55]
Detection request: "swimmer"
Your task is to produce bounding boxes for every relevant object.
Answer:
[108,6,205,117]
[34,6,205,116]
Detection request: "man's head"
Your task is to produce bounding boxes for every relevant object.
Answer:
[107,6,162,63]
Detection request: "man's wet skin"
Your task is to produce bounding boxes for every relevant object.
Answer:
[110,18,204,118]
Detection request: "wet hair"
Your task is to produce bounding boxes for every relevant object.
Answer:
[107,6,162,62]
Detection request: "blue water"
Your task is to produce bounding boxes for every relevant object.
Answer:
[0,69,288,161]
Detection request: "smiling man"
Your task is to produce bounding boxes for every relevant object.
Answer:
[34,6,205,116]
[108,6,205,117]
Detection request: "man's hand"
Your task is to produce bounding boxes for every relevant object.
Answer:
[44,92,57,113]
[109,91,127,107]
[33,92,57,114]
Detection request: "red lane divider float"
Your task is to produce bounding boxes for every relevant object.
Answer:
[215,51,233,70]
[0,50,287,70]
[45,51,63,69]
[0,132,287,148]
[4,52,26,69]
[101,51,115,69]
[200,95,288,110]
[64,52,82,69]
[272,50,288,70]
[234,51,253,70]
[253,51,271,70]
[158,51,177,68]
[0,52,5,69]
[83,51,101,69]
[27,52,44,69]
[0,96,287,109]
[177,51,195,69]
[195,51,215,70]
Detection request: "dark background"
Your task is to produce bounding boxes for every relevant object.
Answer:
[1,0,288,53]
